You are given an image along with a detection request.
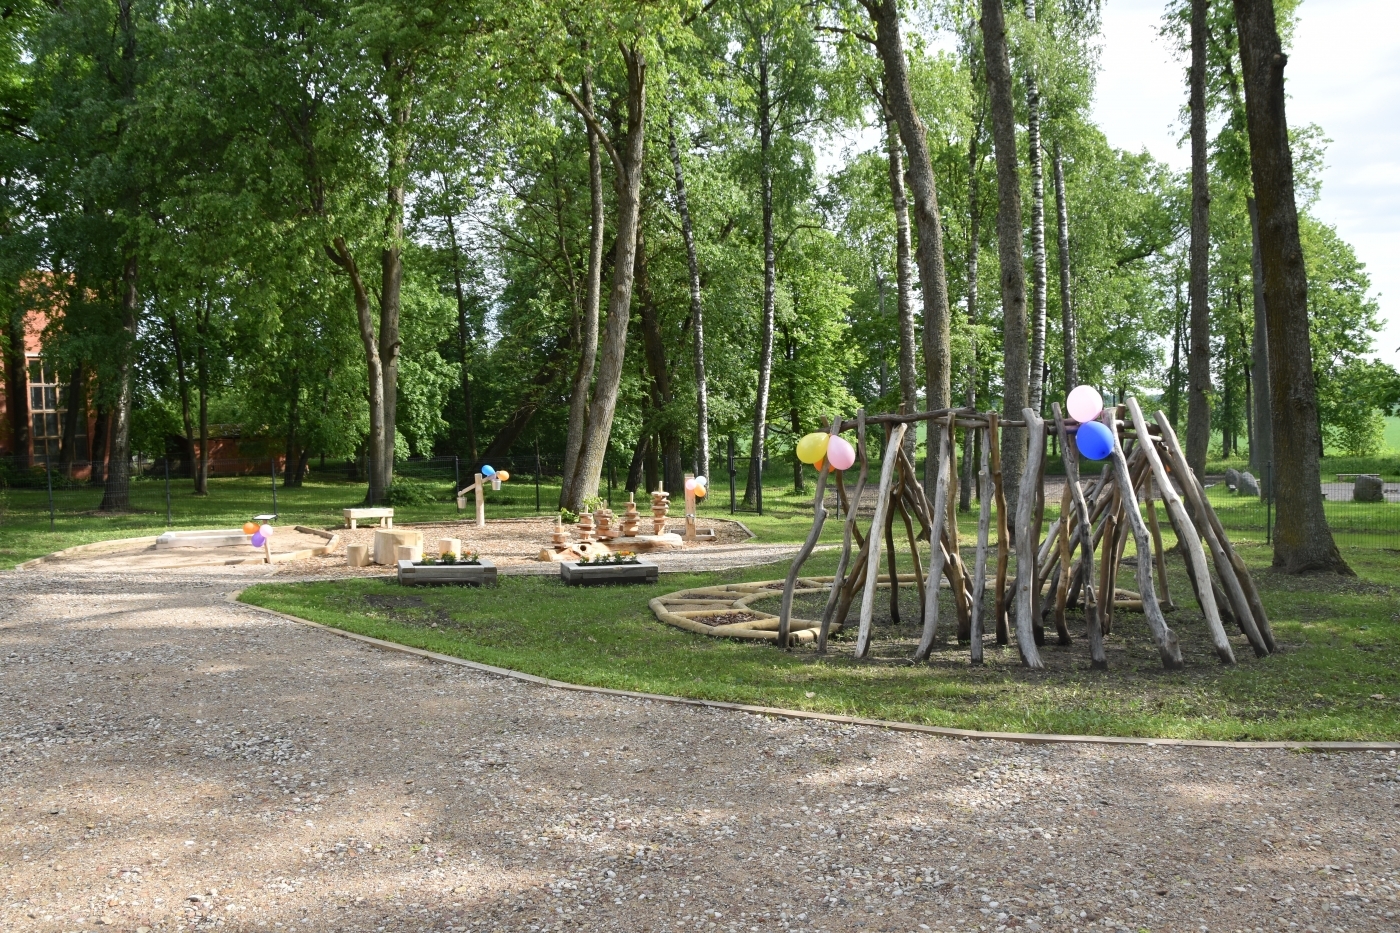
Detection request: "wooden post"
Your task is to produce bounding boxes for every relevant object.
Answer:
[820,413,868,652]
[1151,409,1272,656]
[884,425,902,628]
[913,424,951,661]
[944,415,973,641]
[684,472,697,543]
[475,472,486,528]
[1012,409,1046,669]
[1053,479,1072,643]
[779,416,842,649]
[1029,427,1049,647]
[855,423,906,658]
[988,413,1011,645]
[1145,493,1175,610]
[969,428,993,665]
[1051,403,1104,668]
[895,457,927,625]
[1102,409,1183,670]
[1099,511,1118,635]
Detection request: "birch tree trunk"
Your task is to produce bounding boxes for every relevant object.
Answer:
[981,0,1029,522]
[1053,140,1077,391]
[1231,0,1350,574]
[862,0,954,497]
[1025,0,1048,414]
[960,116,981,512]
[883,95,918,455]
[667,113,710,482]
[564,44,648,507]
[745,36,776,507]
[1185,0,1212,481]
[442,200,478,461]
[562,72,604,503]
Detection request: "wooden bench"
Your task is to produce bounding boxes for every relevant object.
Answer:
[343,507,394,530]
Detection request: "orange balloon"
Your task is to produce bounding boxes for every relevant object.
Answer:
[497,470,510,482]
[243,521,258,535]
[814,458,824,472]
[694,484,707,498]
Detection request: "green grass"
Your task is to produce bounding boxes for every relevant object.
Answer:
[239,537,1400,742]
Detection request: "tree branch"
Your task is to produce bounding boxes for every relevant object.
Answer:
[555,77,622,179]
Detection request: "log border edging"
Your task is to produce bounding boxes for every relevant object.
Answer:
[228,588,1400,753]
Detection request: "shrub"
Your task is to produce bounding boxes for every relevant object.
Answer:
[384,478,439,506]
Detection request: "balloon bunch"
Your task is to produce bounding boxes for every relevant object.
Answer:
[480,465,511,482]
[684,475,709,498]
[1065,385,1113,460]
[795,432,857,471]
[243,521,274,548]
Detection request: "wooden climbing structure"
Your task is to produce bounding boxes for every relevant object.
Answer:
[778,398,1276,669]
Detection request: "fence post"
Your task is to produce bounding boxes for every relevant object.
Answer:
[164,458,172,527]
[728,435,736,515]
[534,442,542,513]
[454,455,460,495]
[270,457,278,515]
[45,457,55,532]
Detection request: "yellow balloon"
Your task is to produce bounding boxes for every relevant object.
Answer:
[795,432,829,465]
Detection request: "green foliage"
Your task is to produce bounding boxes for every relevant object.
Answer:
[384,478,440,507]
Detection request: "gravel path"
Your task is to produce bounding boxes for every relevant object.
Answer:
[2,568,1398,933]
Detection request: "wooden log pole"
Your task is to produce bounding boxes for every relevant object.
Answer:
[988,413,1011,645]
[912,424,952,661]
[1103,409,1183,670]
[884,445,902,628]
[1051,403,1104,668]
[778,415,842,648]
[821,412,869,651]
[895,457,927,624]
[1145,491,1175,610]
[1155,410,1276,652]
[969,427,993,665]
[944,415,973,641]
[854,423,907,658]
[1012,409,1046,669]
[1151,410,1272,656]
[1053,478,1073,644]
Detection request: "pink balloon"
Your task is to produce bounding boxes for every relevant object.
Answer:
[826,435,857,471]
[1066,385,1104,424]
[684,478,697,492]
[259,524,274,538]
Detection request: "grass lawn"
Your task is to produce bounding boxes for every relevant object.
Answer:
[239,532,1400,742]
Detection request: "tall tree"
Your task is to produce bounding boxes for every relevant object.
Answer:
[1053,139,1077,390]
[981,0,1029,516]
[666,111,711,482]
[878,81,918,444]
[1231,0,1348,574]
[1184,0,1212,480]
[859,0,954,494]
[1024,0,1049,413]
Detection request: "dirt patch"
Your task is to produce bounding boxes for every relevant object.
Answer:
[685,611,765,627]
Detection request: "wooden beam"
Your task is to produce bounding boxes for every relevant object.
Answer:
[854,422,907,658]
[1012,409,1046,668]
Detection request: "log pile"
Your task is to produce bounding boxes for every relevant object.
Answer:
[777,398,1274,668]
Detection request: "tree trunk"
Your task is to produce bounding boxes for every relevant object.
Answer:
[562,73,605,503]
[327,237,387,506]
[981,0,1029,521]
[563,44,647,509]
[960,102,982,513]
[90,402,110,486]
[1053,140,1078,391]
[745,36,776,507]
[283,366,301,487]
[882,92,918,451]
[637,230,684,496]
[442,191,478,461]
[863,0,953,498]
[4,308,31,469]
[1025,0,1048,413]
[1232,0,1349,574]
[165,313,196,478]
[1185,0,1212,481]
[667,113,711,482]
[58,365,84,477]
[100,255,139,511]
[1247,196,1272,480]
[625,429,648,494]
[195,297,210,495]
[379,105,409,493]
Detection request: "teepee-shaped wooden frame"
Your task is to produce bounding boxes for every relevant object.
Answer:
[777,397,1276,669]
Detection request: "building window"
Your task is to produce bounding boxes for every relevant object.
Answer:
[26,360,84,465]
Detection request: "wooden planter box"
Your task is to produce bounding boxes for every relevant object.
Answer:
[560,560,658,586]
[397,559,497,587]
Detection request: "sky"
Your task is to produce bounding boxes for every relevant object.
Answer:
[1093,0,1400,370]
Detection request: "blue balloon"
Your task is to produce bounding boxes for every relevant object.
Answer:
[1075,420,1115,461]
[481,465,496,477]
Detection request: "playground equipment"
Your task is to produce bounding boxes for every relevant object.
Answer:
[775,397,1275,667]
[455,466,511,527]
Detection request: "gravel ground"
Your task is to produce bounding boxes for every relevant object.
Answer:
[2,567,1399,933]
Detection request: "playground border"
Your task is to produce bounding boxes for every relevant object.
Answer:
[230,588,1400,753]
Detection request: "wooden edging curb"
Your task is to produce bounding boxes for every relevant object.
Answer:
[226,589,1400,753]
[15,534,163,570]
